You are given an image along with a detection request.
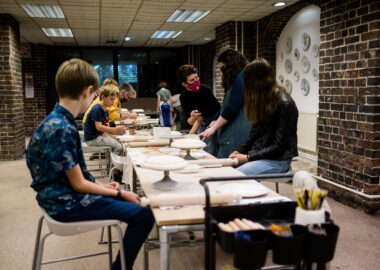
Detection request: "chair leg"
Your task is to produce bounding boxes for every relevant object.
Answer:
[276,182,279,193]
[107,226,113,269]
[32,216,44,270]
[113,224,127,270]
[35,232,52,270]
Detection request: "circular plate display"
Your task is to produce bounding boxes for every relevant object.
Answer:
[284,79,292,94]
[285,58,293,74]
[217,183,269,198]
[301,79,310,96]
[141,156,187,171]
[301,55,310,73]
[312,68,319,81]
[171,139,206,149]
[294,71,300,82]
[301,32,311,51]
[312,44,319,57]
[294,48,300,60]
[279,74,284,85]
[284,36,292,54]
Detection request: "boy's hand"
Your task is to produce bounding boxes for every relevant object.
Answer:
[121,190,141,204]
[105,182,119,190]
[115,126,126,135]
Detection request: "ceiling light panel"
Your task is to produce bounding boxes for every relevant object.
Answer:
[151,31,182,39]
[42,28,73,37]
[20,4,65,18]
[167,10,210,23]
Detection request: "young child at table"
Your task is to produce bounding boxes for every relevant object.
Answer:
[26,58,154,270]
[84,84,126,155]
[156,81,172,127]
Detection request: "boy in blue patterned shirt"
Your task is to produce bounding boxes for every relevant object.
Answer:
[26,58,154,270]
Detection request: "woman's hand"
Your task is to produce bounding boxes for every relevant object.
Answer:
[121,190,141,204]
[229,152,248,165]
[127,112,138,119]
[199,126,216,140]
[190,110,201,120]
[104,182,119,190]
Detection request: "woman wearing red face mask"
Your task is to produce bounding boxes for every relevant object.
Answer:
[199,49,251,158]
[177,65,220,134]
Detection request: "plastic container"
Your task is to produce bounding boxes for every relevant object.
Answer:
[272,224,307,265]
[305,223,339,263]
[129,126,136,135]
[233,230,271,270]
[295,207,326,226]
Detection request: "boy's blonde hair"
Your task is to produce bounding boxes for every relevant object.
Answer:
[100,84,118,100]
[55,58,99,99]
[102,78,119,87]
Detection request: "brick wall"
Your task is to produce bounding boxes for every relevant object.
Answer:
[22,44,47,136]
[0,15,25,160]
[318,0,380,213]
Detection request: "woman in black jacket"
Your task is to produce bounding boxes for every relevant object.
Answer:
[229,58,298,175]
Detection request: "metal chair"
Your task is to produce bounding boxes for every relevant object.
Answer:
[32,208,126,270]
[255,168,294,193]
[79,131,112,178]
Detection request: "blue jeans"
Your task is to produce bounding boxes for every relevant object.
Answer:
[53,197,154,270]
[237,159,291,175]
[160,105,171,127]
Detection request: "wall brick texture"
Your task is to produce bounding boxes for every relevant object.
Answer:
[318,0,380,214]
[0,15,25,160]
[22,44,47,136]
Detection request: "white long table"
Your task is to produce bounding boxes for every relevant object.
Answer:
[122,147,285,270]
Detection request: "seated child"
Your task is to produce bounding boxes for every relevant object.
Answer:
[156,81,172,127]
[84,84,126,155]
[26,58,154,270]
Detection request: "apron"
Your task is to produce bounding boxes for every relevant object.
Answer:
[207,82,251,158]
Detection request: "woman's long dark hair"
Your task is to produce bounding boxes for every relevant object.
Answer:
[217,49,247,91]
[243,58,290,124]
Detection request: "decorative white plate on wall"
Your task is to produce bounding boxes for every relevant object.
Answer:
[284,80,292,94]
[294,48,300,60]
[285,58,293,74]
[301,32,311,51]
[301,79,310,96]
[284,36,292,54]
[294,71,300,82]
[301,56,310,73]
[312,68,319,81]
[312,44,319,57]
[279,74,284,85]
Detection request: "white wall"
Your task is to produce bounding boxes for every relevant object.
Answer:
[276,5,320,154]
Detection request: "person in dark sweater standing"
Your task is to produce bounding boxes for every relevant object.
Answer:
[199,49,251,158]
[230,58,299,175]
[177,65,221,134]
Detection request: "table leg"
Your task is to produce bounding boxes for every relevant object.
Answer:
[159,227,171,270]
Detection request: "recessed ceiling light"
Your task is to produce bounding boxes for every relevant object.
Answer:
[124,37,131,41]
[167,10,210,23]
[42,28,73,37]
[20,4,65,18]
[273,2,286,7]
[151,31,182,39]
[204,37,212,41]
